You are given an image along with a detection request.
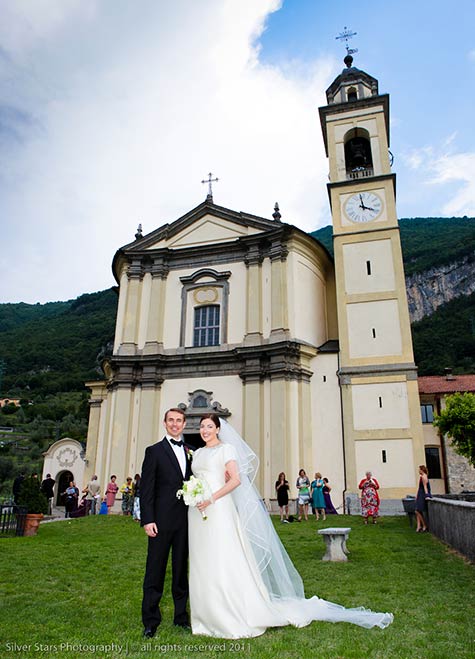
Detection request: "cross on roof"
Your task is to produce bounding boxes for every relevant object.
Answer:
[201,172,219,202]
[336,26,358,57]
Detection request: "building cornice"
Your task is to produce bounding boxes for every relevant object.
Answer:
[106,340,320,388]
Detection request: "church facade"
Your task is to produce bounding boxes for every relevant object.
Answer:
[84,58,427,511]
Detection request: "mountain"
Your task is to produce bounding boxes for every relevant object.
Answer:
[0,217,473,399]
[0,289,117,396]
[411,291,475,375]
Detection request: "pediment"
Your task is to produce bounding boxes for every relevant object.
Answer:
[147,215,258,250]
[121,200,279,254]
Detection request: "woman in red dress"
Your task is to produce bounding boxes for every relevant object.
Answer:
[358,471,380,524]
[105,475,119,512]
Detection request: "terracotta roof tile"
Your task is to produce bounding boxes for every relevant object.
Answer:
[418,375,475,394]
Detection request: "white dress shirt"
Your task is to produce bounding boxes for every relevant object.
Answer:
[166,435,186,477]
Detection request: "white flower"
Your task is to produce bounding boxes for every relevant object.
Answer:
[176,476,212,520]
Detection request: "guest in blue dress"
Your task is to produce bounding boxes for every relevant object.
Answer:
[310,472,326,521]
[415,465,431,532]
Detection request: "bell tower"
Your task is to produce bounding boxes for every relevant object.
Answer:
[319,54,425,510]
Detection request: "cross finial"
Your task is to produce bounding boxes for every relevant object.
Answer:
[201,172,219,202]
[336,26,358,62]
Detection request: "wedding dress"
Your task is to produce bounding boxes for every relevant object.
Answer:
[188,421,393,639]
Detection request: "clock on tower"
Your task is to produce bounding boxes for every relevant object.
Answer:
[319,51,426,512]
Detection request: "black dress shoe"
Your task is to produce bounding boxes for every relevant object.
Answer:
[174,621,191,630]
[143,626,158,638]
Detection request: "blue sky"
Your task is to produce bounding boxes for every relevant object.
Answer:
[0,0,473,303]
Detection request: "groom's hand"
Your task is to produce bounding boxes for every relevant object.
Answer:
[144,522,158,537]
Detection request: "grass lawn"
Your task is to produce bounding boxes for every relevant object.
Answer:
[1,514,474,659]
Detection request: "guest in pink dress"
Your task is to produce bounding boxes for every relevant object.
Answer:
[105,475,119,511]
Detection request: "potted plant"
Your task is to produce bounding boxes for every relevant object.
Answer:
[17,477,49,536]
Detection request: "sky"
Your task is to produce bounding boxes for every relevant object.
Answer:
[1,0,474,304]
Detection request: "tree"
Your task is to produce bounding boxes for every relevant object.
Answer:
[433,392,475,467]
[17,476,49,514]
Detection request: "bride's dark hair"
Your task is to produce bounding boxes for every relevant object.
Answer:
[199,413,221,429]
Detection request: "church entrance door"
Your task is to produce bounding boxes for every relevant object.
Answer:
[56,470,74,505]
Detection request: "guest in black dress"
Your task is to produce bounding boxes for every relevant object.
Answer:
[415,465,431,532]
[322,478,338,514]
[275,472,290,523]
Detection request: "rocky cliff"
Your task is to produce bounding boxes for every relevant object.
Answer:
[406,252,475,322]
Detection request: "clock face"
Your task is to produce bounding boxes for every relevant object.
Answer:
[344,192,383,223]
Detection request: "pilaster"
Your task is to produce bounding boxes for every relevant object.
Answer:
[270,242,289,341]
[84,382,108,482]
[121,260,143,353]
[243,244,263,345]
[144,258,169,354]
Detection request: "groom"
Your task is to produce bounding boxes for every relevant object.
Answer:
[140,408,192,637]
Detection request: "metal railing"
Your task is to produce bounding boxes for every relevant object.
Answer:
[346,167,374,180]
[0,503,27,537]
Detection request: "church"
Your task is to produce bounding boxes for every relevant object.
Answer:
[84,55,428,513]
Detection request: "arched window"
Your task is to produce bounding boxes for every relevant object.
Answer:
[194,305,220,347]
[344,127,373,179]
[347,86,357,102]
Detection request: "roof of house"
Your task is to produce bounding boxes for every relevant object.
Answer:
[418,374,475,395]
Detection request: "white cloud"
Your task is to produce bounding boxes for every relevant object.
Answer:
[430,152,475,215]
[403,147,432,171]
[0,0,335,303]
[401,139,475,216]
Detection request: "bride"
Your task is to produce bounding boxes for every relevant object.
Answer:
[188,413,393,639]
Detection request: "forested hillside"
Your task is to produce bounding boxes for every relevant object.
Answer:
[0,289,117,395]
[411,291,475,375]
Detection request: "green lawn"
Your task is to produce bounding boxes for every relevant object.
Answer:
[1,515,473,659]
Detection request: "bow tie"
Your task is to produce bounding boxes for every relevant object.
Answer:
[170,438,184,447]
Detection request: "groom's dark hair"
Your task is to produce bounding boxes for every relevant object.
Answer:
[164,408,186,422]
[199,413,221,428]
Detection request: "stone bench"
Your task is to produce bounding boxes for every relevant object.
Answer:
[318,527,351,562]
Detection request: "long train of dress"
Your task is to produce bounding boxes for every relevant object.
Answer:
[188,443,393,639]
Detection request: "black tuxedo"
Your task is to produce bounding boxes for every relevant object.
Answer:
[140,437,192,628]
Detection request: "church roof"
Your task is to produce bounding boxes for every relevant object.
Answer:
[120,198,281,253]
[112,198,334,282]
[325,62,379,101]
[418,374,475,395]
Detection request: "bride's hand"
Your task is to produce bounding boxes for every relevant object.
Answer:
[197,499,212,512]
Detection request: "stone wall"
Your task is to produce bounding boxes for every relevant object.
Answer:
[428,497,475,562]
[445,438,475,493]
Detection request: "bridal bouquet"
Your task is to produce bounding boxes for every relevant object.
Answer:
[176,476,212,520]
